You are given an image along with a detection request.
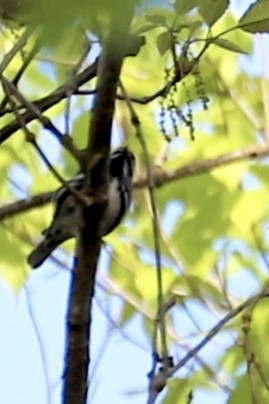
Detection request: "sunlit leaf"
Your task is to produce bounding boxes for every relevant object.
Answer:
[199,0,229,26]
[145,14,166,25]
[239,0,269,33]
[174,0,199,14]
[156,30,172,55]
[211,37,249,54]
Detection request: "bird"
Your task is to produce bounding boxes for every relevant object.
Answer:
[27,147,135,269]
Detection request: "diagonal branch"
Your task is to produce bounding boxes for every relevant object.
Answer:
[0,192,53,221]
[0,34,145,146]
[0,75,81,162]
[169,289,269,378]
[0,26,35,76]
[0,59,98,144]
[0,35,41,112]
[1,143,269,222]
[135,143,269,188]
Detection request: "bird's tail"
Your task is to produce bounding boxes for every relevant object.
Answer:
[27,200,77,269]
[27,232,60,269]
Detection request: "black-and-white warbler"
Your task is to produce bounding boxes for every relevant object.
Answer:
[27,147,135,269]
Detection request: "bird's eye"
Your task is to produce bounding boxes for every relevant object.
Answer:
[67,205,75,214]
[65,199,76,214]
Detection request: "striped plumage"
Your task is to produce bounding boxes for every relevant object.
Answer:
[27,148,135,269]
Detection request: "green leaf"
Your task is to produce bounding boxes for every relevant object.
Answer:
[156,30,172,55]
[135,265,175,303]
[199,0,229,26]
[211,163,246,192]
[163,378,192,404]
[229,375,252,404]
[211,37,249,54]
[135,24,155,34]
[0,225,30,291]
[229,188,268,240]
[145,14,166,25]
[174,0,198,14]
[164,372,210,404]
[239,0,269,33]
[167,172,237,274]
[220,345,245,375]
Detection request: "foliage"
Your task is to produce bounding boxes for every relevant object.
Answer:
[1,0,269,403]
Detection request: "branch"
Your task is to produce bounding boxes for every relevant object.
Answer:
[0,34,41,112]
[0,192,53,221]
[1,143,269,222]
[0,74,82,163]
[135,143,269,188]
[0,59,98,144]
[0,33,145,145]
[169,289,269,377]
[119,82,170,394]
[147,287,269,403]
[75,66,193,106]
[63,2,136,404]
[0,26,35,76]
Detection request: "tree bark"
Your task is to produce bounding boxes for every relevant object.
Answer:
[62,2,136,403]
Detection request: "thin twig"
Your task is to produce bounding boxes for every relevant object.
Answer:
[241,311,259,404]
[1,76,89,205]
[118,81,170,400]
[29,139,89,205]
[217,72,263,132]
[0,38,41,112]
[0,75,81,163]
[169,288,269,377]
[64,34,92,135]
[240,273,269,402]
[0,26,35,76]
[0,59,98,144]
[1,142,269,221]
[0,38,203,145]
